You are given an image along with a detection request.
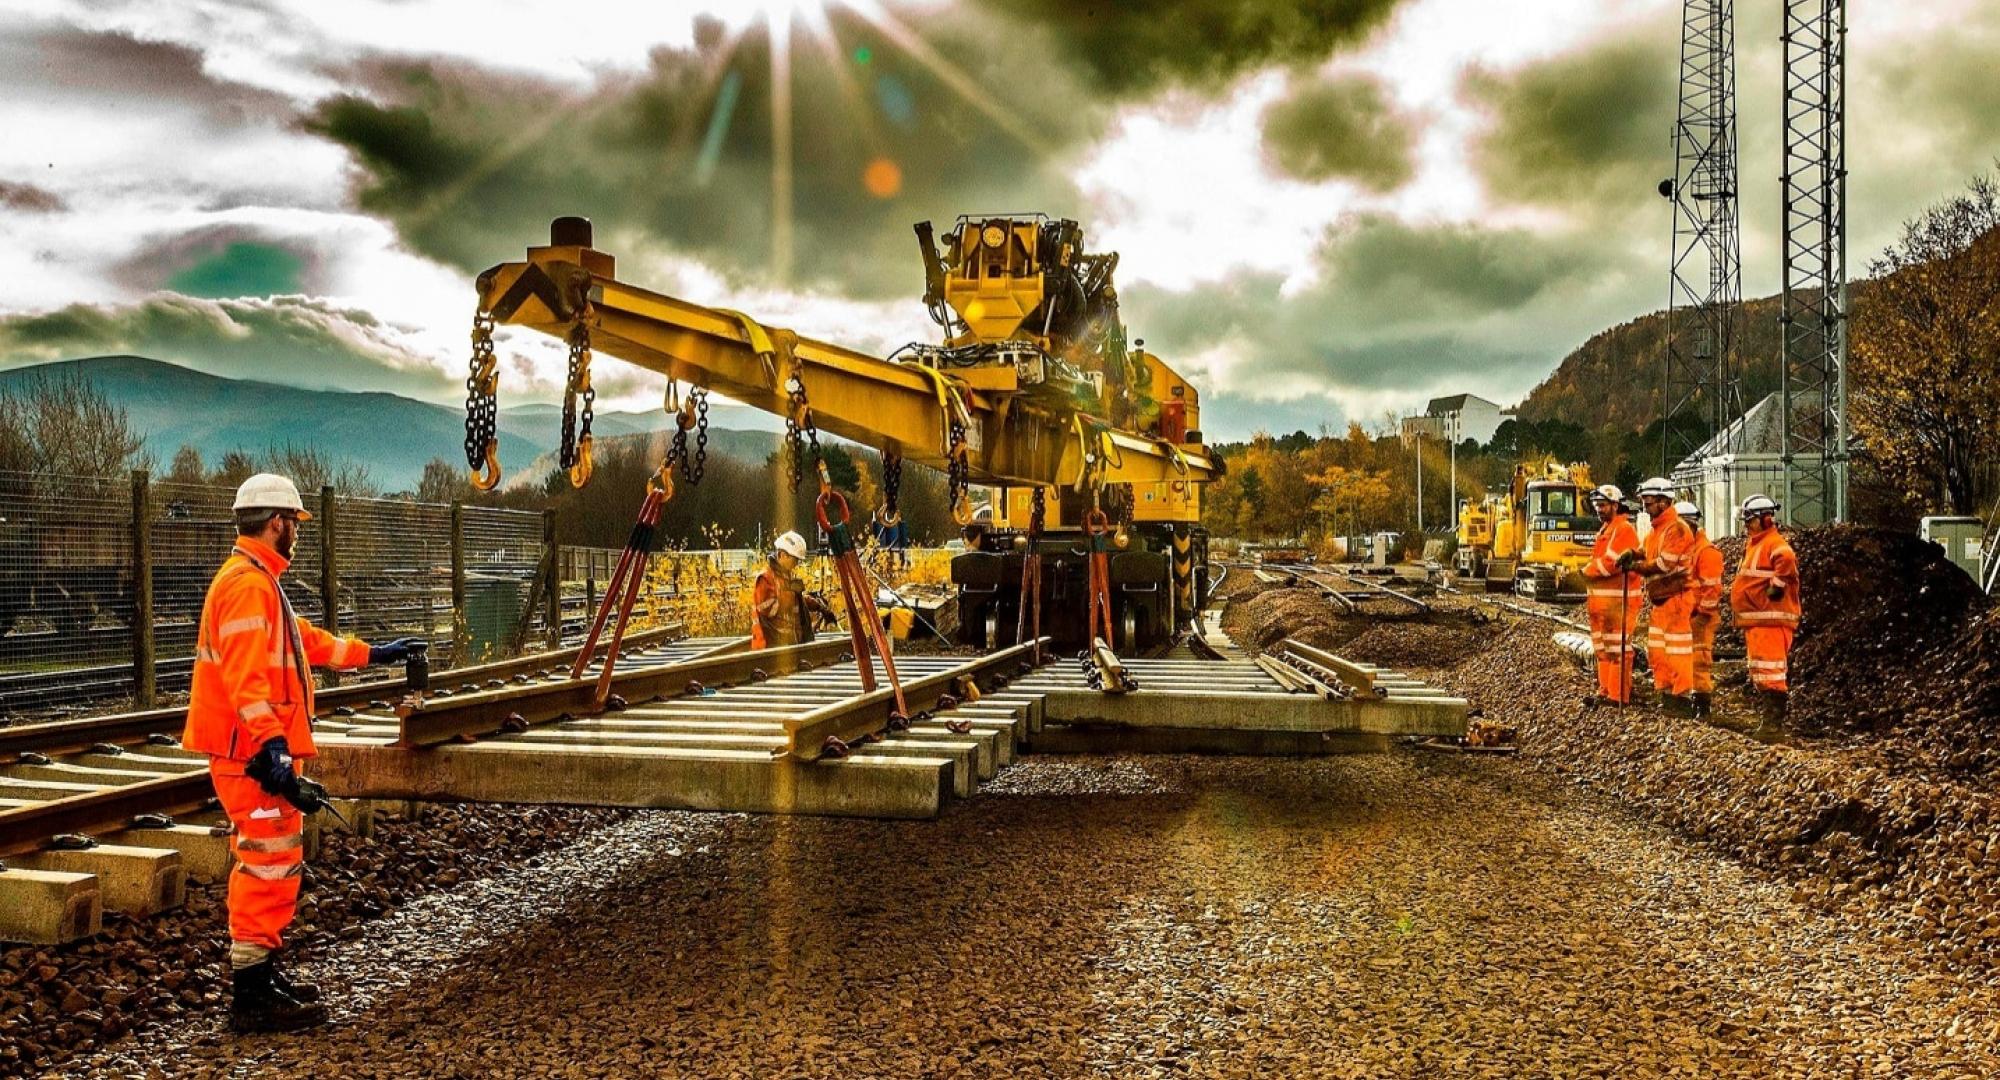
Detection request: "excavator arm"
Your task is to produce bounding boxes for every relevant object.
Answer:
[476,219,1215,490]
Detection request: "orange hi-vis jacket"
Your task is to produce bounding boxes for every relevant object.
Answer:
[1731,527,1801,630]
[1637,506,1696,602]
[1581,513,1641,597]
[182,536,369,763]
[1691,532,1724,615]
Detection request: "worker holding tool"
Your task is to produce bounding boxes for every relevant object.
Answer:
[1625,478,1698,716]
[752,530,834,649]
[1580,485,1641,707]
[1680,501,1724,719]
[182,474,417,1034]
[1730,493,1801,740]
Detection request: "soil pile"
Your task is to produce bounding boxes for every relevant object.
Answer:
[1221,586,1363,653]
[1717,525,1990,740]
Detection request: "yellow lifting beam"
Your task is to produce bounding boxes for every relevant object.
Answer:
[475,224,1216,492]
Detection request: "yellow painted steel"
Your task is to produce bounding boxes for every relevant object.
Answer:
[476,239,1216,493]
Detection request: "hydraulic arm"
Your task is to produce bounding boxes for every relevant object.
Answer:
[467,217,1214,496]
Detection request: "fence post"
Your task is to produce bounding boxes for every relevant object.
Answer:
[129,470,156,708]
[320,485,340,686]
[450,501,468,661]
[543,509,561,648]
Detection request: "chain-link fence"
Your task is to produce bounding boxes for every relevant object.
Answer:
[0,470,557,715]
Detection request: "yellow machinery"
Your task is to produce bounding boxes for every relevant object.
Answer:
[1454,459,1596,601]
[467,216,1216,651]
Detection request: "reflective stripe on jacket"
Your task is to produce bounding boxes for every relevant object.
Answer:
[1730,527,1802,629]
[1581,514,1641,600]
[1691,534,1724,614]
[182,536,369,761]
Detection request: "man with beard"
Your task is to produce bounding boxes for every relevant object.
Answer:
[181,474,416,1032]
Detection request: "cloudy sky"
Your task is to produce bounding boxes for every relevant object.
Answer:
[0,0,1994,440]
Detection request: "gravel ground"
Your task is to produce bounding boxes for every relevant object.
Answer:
[47,751,2000,1080]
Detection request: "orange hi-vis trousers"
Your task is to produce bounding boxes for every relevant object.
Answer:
[1745,626,1794,693]
[1689,609,1719,693]
[210,763,306,952]
[1646,591,1697,696]
[1586,590,1641,703]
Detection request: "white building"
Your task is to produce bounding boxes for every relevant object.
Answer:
[1672,391,1846,537]
[1399,393,1507,447]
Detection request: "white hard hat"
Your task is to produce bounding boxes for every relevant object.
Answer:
[1675,500,1700,520]
[1589,484,1624,505]
[1636,477,1676,499]
[774,530,808,559]
[1740,493,1780,519]
[233,473,312,520]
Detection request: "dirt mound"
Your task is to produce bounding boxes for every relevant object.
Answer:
[1339,620,1493,671]
[1221,586,1363,653]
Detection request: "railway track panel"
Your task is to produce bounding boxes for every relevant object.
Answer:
[0,627,709,944]
[311,640,1052,820]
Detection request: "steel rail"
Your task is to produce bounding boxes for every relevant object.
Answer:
[395,637,847,747]
[785,639,1049,760]
[0,624,695,759]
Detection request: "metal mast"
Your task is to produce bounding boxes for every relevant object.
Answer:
[1778,0,1848,523]
[1661,0,1742,481]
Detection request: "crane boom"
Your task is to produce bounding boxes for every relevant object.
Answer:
[475,219,1215,490]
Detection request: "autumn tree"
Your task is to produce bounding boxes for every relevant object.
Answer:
[1851,171,2000,514]
[167,444,206,485]
[0,373,147,478]
[417,456,473,504]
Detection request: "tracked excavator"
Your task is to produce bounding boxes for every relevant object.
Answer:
[1454,459,1596,602]
[463,215,1217,656]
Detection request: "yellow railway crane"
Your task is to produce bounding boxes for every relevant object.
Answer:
[466,216,1218,652]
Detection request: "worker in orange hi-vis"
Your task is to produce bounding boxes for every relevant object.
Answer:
[181,474,415,1033]
[1579,485,1642,707]
[1730,493,1801,740]
[1628,478,1699,717]
[1679,501,1725,719]
[751,530,833,650]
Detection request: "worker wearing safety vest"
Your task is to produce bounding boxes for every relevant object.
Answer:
[1730,493,1800,739]
[1628,478,1698,716]
[752,530,832,649]
[1679,501,1724,719]
[1580,485,1642,707]
[182,474,416,1033]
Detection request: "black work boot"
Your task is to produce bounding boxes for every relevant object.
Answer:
[270,951,321,1003]
[1691,692,1712,720]
[231,960,328,1034]
[1661,694,1692,718]
[1750,690,1787,743]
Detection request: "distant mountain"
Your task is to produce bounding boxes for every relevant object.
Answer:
[0,356,782,489]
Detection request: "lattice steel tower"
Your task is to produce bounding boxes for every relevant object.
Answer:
[1661,0,1742,480]
[1778,0,1848,523]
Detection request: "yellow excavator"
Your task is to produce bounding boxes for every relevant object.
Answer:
[1454,459,1596,602]
[465,215,1217,652]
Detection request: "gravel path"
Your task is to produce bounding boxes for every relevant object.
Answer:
[50,751,2000,1079]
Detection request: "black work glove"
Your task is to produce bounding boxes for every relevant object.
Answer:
[244,735,311,811]
[369,637,423,666]
[1616,551,1639,570]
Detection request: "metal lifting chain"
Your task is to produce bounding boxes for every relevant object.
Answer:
[946,415,971,523]
[464,309,502,490]
[784,362,821,489]
[560,319,596,487]
[1029,485,1047,534]
[668,385,711,487]
[881,451,903,519]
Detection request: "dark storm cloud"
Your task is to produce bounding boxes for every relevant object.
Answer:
[1259,72,1414,191]
[1464,28,1676,211]
[111,226,329,297]
[968,0,1405,96]
[0,294,455,399]
[0,180,65,213]
[1122,216,1609,407]
[304,9,1103,299]
[0,23,293,123]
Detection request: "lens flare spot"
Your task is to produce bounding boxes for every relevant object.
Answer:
[863,157,903,199]
[854,45,873,65]
[875,72,916,129]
